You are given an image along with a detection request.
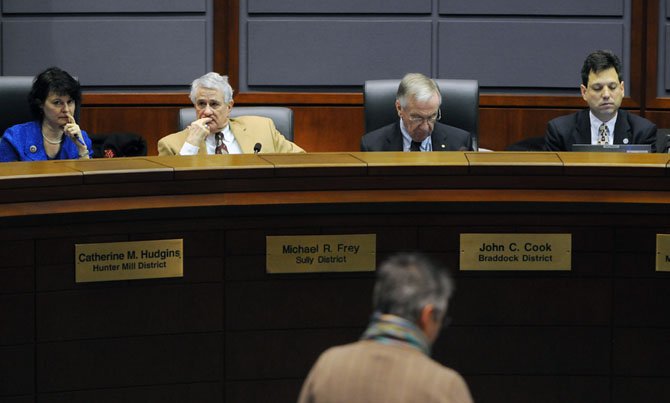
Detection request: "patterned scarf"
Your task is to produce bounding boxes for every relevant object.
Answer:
[360,312,430,355]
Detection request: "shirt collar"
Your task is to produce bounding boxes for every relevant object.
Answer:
[399,118,432,152]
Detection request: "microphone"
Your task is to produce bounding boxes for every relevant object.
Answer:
[254,143,262,154]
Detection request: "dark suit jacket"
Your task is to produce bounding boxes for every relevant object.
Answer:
[544,109,657,152]
[360,121,472,152]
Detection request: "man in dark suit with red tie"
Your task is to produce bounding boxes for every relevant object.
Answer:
[360,73,472,152]
[544,50,657,152]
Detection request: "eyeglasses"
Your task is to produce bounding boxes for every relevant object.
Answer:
[195,100,226,111]
[406,108,441,126]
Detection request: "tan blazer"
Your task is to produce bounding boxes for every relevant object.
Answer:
[157,115,304,156]
[298,340,473,403]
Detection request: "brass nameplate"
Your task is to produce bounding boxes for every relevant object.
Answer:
[75,239,183,283]
[266,234,376,273]
[460,233,571,271]
[656,234,670,272]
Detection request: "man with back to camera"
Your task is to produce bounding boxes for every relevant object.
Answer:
[360,73,472,152]
[158,72,304,155]
[298,252,473,403]
[544,50,657,151]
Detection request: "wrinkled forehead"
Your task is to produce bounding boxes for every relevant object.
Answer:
[195,87,225,102]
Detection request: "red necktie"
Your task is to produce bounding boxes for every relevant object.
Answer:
[215,132,228,154]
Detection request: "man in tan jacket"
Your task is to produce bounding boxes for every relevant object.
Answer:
[298,253,473,403]
[158,72,303,155]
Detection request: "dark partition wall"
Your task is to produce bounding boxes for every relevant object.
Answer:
[239,0,631,93]
[0,0,212,88]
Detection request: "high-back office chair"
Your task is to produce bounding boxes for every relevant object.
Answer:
[657,128,670,153]
[505,136,546,151]
[0,76,34,135]
[0,75,83,136]
[178,106,294,141]
[364,79,479,151]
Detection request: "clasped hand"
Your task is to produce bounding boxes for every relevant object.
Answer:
[185,117,213,146]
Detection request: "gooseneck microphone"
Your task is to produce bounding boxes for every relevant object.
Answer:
[254,143,262,154]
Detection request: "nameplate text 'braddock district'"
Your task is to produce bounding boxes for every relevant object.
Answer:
[266,234,376,273]
[75,239,183,283]
[460,234,571,271]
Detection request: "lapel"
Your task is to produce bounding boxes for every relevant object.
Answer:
[573,110,592,147]
[387,123,404,151]
[24,122,48,161]
[612,109,632,144]
[430,125,449,151]
[230,118,252,153]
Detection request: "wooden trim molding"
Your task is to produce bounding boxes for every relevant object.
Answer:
[645,0,670,109]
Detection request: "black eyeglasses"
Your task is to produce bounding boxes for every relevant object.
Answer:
[406,108,441,125]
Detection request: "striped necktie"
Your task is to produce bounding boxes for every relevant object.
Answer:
[410,141,422,151]
[215,132,228,154]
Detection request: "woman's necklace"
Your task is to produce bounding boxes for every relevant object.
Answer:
[42,126,63,145]
[42,134,63,145]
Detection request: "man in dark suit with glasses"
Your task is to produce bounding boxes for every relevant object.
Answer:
[361,73,472,152]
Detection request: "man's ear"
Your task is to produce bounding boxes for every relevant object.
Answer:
[418,304,435,333]
[395,100,402,118]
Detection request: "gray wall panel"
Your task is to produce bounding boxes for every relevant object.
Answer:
[3,0,207,13]
[247,0,430,14]
[2,19,207,86]
[658,1,668,95]
[439,0,624,16]
[247,21,432,86]
[438,21,625,88]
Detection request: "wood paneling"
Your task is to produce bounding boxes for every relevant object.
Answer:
[643,110,670,128]
[293,106,364,151]
[80,107,181,156]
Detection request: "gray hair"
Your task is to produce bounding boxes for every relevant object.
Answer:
[189,72,234,104]
[372,252,453,324]
[396,73,442,109]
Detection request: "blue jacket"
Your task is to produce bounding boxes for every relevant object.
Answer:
[0,121,93,162]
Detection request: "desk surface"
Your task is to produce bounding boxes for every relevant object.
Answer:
[0,152,668,218]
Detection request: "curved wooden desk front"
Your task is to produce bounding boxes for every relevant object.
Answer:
[1,152,669,403]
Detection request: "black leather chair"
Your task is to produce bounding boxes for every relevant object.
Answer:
[364,79,479,151]
[505,136,546,151]
[657,128,670,153]
[178,106,294,141]
[0,76,34,135]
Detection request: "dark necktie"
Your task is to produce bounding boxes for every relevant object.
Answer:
[598,123,609,145]
[410,141,422,152]
[215,132,228,154]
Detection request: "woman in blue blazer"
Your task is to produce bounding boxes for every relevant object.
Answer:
[0,67,93,162]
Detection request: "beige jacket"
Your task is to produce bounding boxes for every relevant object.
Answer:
[298,340,473,403]
[157,115,304,155]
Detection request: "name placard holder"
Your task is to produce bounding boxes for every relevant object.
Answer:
[75,239,183,283]
[266,234,376,273]
[460,233,571,271]
[656,234,670,272]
